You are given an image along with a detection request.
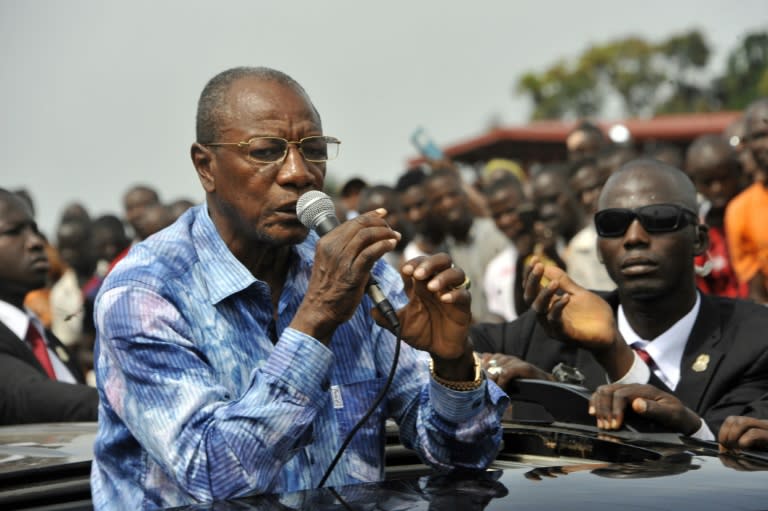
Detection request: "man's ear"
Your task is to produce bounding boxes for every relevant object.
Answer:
[191,143,215,193]
[693,223,709,256]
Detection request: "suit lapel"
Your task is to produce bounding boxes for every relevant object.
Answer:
[673,294,725,412]
[0,320,49,374]
[0,320,85,383]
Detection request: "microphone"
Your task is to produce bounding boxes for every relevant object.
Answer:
[296,190,400,331]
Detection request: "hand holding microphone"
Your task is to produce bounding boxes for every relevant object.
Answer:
[296,191,473,365]
[297,190,401,332]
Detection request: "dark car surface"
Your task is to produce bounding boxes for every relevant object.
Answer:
[2,381,767,510]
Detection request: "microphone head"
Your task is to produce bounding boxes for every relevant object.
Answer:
[296,190,337,230]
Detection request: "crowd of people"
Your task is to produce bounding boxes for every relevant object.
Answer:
[1,65,768,508]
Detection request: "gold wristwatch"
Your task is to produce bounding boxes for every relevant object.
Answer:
[429,353,484,391]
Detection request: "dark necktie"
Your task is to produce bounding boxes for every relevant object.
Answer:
[634,347,655,368]
[26,322,56,379]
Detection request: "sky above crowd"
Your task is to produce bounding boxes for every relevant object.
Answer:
[2,0,765,235]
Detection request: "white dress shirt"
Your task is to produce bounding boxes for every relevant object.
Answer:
[0,299,77,383]
[613,292,713,440]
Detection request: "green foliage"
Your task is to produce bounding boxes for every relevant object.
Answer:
[717,31,768,110]
[516,28,768,120]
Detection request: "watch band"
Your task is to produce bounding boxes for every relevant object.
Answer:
[429,353,484,391]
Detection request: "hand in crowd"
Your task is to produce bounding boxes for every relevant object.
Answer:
[718,416,768,452]
[388,253,472,361]
[523,257,617,351]
[477,353,554,390]
[588,383,702,435]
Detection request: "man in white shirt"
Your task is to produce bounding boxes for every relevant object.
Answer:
[470,159,768,440]
[0,189,98,424]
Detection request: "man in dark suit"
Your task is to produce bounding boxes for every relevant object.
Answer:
[471,159,768,439]
[0,188,98,425]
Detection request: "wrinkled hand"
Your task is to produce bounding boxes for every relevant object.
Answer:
[589,383,701,435]
[718,416,768,452]
[375,253,471,361]
[523,257,616,351]
[292,209,400,343]
[478,353,554,391]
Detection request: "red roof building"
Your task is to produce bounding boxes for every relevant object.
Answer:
[407,111,742,171]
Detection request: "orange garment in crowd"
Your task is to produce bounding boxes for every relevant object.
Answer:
[724,182,768,285]
[23,243,66,329]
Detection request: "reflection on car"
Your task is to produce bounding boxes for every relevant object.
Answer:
[2,380,768,510]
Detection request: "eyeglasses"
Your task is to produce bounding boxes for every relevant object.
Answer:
[594,204,698,237]
[203,135,340,163]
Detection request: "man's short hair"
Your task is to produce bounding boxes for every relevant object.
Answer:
[196,67,313,143]
[395,169,427,192]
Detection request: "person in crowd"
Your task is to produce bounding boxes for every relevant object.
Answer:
[422,168,508,323]
[91,214,131,278]
[357,184,412,269]
[563,158,615,291]
[480,158,528,195]
[719,414,768,452]
[684,134,747,298]
[471,159,768,439]
[482,174,530,321]
[122,184,161,242]
[396,169,445,260]
[566,120,606,163]
[725,98,768,305]
[338,177,368,220]
[645,142,684,169]
[168,198,197,221]
[59,201,91,224]
[133,202,175,241]
[0,189,98,424]
[529,163,585,249]
[723,114,760,188]
[596,143,638,176]
[49,216,97,353]
[90,66,507,509]
[24,241,66,330]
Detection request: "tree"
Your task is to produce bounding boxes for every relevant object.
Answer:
[516,30,715,120]
[715,31,768,110]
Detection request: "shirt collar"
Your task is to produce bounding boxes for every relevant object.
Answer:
[618,292,701,388]
[0,299,34,340]
[192,204,315,305]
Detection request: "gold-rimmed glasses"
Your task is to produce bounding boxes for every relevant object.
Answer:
[203,135,340,164]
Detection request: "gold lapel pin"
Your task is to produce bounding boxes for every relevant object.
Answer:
[692,353,709,373]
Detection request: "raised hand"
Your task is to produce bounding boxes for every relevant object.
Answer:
[381,253,472,361]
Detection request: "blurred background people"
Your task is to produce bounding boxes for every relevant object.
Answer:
[357,184,412,269]
[684,134,747,298]
[564,158,615,291]
[122,184,161,243]
[423,168,508,323]
[725,98,768,305]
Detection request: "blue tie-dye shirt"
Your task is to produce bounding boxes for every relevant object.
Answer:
[91,205,507,510]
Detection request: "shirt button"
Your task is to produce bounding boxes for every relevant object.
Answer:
[321,379,330,392]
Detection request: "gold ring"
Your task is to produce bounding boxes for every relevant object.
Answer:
[454,275,471,290]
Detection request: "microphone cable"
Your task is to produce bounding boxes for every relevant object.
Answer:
[317,322,403,488]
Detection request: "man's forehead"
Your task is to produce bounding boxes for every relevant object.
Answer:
[226,78,316,116]
[600,168,687,208]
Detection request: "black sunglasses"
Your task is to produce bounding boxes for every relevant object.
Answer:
[594,204,698,237]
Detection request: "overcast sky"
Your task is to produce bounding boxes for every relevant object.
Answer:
[2,0,765,235]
